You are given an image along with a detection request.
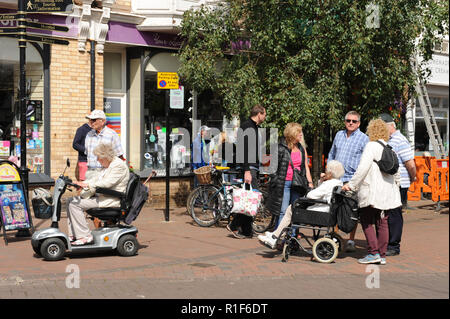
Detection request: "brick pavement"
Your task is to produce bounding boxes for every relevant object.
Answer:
[0,200,448,299]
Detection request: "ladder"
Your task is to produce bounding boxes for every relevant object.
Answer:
[412,58,446,159]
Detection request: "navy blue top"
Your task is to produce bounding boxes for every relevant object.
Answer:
[72,123,91,162]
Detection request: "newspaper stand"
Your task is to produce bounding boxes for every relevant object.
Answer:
[0,160,34,245]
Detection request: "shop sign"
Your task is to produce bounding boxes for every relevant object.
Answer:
[0,161,33,244]
[0,142,11,157]
[157,72,179,89]
[26,0,74,13]
[170,86,184,109]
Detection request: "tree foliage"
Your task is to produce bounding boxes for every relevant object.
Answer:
[178,0,448,136]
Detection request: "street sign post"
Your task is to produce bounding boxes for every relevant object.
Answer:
[0,0,73,237]
[26,0,74,13]
[25,34,70,45]
[156,72,180,222]
[0,27,21,35]
[26,21,69,32]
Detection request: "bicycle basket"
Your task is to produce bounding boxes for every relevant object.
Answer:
[194,166,212,184]
[31,188,53,219]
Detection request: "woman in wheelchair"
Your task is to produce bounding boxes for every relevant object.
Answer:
[258,160,345,249]
[67,143,130,246]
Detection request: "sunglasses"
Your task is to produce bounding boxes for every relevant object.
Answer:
[345,119,359,124]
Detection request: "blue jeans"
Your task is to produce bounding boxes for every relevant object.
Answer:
[276,180,300,230]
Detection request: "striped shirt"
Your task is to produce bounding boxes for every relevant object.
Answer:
[85,126,124,169]
[388,130,414,188]
[328,128,369,182]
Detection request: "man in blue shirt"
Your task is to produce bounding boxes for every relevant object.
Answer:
[380,113,416,256]
[191,125,210,187]
[328,111,369,252]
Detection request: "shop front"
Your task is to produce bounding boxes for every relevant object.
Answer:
[106,21,228,180]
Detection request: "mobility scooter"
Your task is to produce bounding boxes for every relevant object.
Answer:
[31,159,146,261]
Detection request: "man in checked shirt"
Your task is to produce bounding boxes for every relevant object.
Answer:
[328,110,369,252]
[84,109,125,180]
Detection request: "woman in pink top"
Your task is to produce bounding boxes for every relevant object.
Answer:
[266,123,313,229]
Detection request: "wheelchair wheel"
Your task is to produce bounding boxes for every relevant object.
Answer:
[330,232,344,252]
[312,237,338,263]
[282,242,290,262]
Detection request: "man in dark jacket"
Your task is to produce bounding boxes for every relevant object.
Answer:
[226,104,266,239]
[72,121,91,181]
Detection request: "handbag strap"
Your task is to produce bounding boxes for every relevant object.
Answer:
[289,144,306,175]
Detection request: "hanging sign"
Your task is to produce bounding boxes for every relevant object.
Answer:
[26,0,74,13]
[157,72,179,89]
[170,86,184,109]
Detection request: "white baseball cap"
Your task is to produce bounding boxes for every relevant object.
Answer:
[86,109,106,120]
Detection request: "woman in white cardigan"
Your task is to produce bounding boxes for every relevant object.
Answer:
[258,160,345,249]
[67,143,130,245]
[342,118,401,265]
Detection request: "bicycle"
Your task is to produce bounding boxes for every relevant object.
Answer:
[187,166,275,233]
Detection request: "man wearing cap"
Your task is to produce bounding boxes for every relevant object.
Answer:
[191,125,211,187]
[84,109,125,181]
[380,113,416,256]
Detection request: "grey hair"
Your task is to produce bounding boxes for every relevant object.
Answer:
[345,110,361,122]
[93,143,116,162]
[326,160,345,179]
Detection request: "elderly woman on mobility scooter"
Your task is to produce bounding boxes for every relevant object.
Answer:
[68,143,130,245]
[258,160,345,249]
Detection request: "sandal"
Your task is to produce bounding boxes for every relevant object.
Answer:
[71,235,93,246]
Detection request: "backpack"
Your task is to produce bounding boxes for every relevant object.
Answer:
[373,140,399,175]
[332,187,359,233]
[124,173,149,225]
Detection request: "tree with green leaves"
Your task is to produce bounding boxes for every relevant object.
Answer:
[177,0,448,180]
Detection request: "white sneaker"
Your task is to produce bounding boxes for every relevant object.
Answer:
[257,234,268,243]
[265,235,277,249]
[264,231,273,237]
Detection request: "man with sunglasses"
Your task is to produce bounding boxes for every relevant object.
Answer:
[328,110,369,252]
[84,110,124,181]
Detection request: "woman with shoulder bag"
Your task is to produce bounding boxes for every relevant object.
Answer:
[266,123,313,231]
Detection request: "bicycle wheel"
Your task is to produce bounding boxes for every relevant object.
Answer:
[189,185,223,227]
[252,195,275,233]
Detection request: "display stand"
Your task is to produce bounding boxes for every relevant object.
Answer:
[0,160,34,245]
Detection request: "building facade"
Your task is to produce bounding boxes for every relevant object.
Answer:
[0,1,448,206]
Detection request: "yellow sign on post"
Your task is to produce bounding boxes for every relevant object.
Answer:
[157,72,179,89]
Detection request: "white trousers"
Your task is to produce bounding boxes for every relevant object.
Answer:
[273,204,293,238]
[66,196,100,239]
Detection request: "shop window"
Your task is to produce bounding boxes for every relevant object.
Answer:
[104,52,122,91]
[143,72,193,175]
[0,59,45,173]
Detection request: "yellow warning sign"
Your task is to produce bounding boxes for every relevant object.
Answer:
[157,72,179,89]
[0,163,21,182]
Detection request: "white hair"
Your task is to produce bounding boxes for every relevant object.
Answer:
[326,160,345,179]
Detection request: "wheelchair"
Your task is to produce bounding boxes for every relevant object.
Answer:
[279,186,354,263]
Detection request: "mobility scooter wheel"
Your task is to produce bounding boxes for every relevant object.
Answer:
[312,237,338,263]
[40,238,66,261]
[117,234,138,256]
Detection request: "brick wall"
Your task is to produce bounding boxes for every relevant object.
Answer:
[50,40,103,179]
[112,0,131,12]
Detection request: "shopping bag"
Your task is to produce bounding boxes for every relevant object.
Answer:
[230,184,262,217]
